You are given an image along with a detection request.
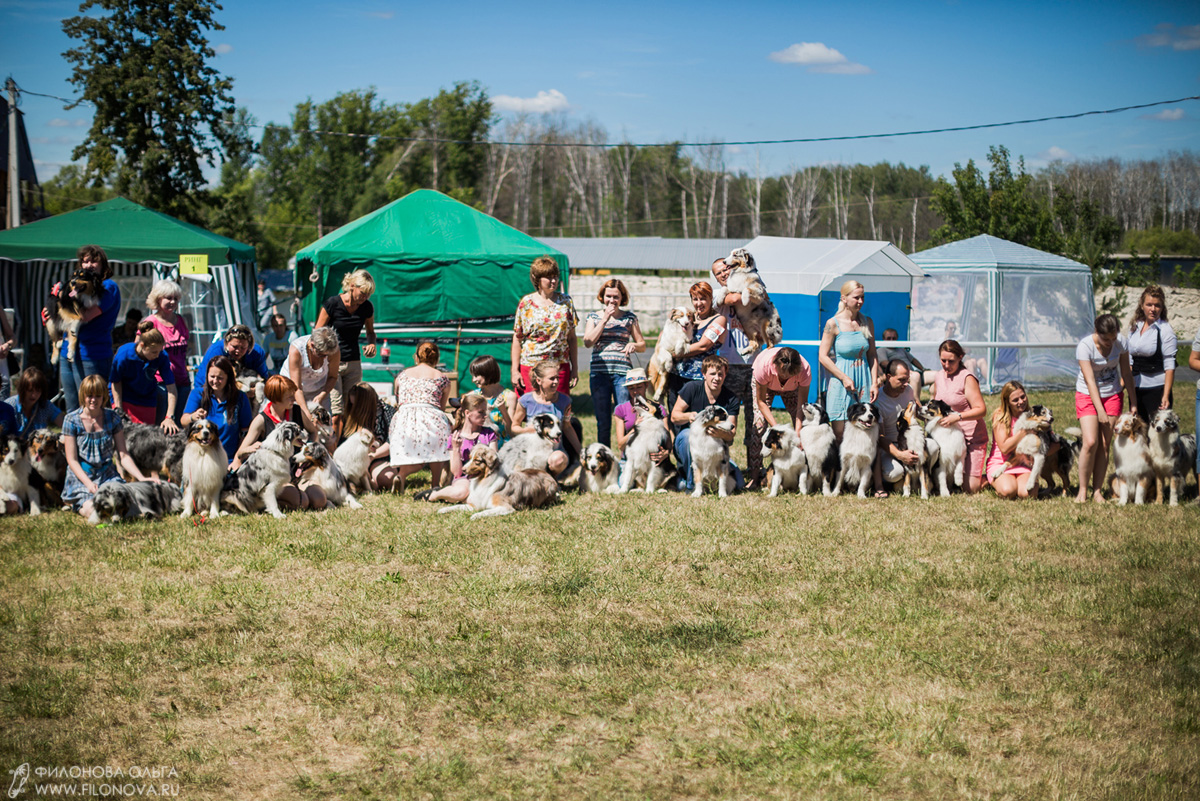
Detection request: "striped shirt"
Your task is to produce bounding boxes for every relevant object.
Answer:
[587,310,638,375]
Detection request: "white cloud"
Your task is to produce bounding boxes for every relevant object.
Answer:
[493,89,569,114]
[1135,23,1200,51]
[1037,146,1074,162]
[1142,108,1186,121]
[214,43,232,54]
[769,42,871,74]
[47,118,86,128]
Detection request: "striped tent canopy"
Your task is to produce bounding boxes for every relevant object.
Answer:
[0,198,257,363]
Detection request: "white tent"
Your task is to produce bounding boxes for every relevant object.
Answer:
[909,234,1095,392]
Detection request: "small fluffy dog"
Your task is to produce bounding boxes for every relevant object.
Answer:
[689,405,735,498]
[1111,412,1155,506]
[333,428,375,496]
[797,402,840,496]
[45,269,104,364]
[721,248,783,358]
[438,445,559,520]
[27,429,66,509]
[647,307,695,402]
[221,422,306,519]
[292,440,362,509]
[179,419,228,519]
[617,396,674,494]
[761,424,805,497]
[833,402,879,498]
[580,443,621,494]
[922,399,967,497]
[89,481,183,525]
[1147,409,1198,506]
[894,400,933,499]
[0,435,40,516]
[237,369,267,415]
[122,422,187,484]
[499,413,562,473]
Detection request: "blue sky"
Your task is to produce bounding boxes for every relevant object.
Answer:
[4,0,1199,183]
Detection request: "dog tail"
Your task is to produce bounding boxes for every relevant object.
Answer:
[1064,427,1082,439]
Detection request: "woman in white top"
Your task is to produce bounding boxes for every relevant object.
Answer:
[1074,314,1136,504]
[281,326,340,417]
[1126,286,1177,423]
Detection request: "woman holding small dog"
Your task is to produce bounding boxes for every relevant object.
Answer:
[1075,314,1136,504]
[583,279,646,448]
[182,356,252,463]
[62,374,157,521]
[110,321,179,434]
[820,280,879,442]
[511,256,578,395]
[985,380,1040,500]
[1126,286,1177,423]
[388,341,451,493]
[930,339,988,494]
[669,282,730,411]
[50,245,122,412]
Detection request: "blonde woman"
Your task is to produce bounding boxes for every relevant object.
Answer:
[145,279,190,420]
[1126,286,1177,422]
[511,256,578,394]
[985,380,1041,500]
[315,269,378,421]
[818,280,879,440]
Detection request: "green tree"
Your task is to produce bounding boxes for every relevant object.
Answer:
[62,0,235,222]
[205,108,263,260]
[41,164,117,215]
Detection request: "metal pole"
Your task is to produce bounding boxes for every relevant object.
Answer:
[6,78,19,229]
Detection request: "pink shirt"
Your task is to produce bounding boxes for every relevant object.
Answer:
[752,347,811,393]
[148,313,190,385]
[934,367,986,445]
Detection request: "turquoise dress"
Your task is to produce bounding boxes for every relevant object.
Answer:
[825,324,871,421]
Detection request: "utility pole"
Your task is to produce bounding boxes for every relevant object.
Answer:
[6,77,19,229]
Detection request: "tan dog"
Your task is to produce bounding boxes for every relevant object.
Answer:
[647,307,695,402]
[722,248,783,358]
[438,446,559,519]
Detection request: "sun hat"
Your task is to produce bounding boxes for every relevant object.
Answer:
[623,368,650,387]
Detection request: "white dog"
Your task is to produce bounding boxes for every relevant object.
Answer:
[333,428,375,496]
[832,402,879,498]
[1111,413,1155,505]
[760,424,804,497]
[647,307,694,402]
[689,406,735,498]
[499,413,562,473]
[922,400,967,497]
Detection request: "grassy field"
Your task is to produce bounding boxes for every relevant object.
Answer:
[1,387,1198,799]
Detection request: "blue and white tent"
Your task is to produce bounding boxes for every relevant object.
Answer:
[909,234,1095,392]
[744,236,926,401]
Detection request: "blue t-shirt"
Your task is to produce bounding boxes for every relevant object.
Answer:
[6,397,64,437]
[518,391,571,421]
[110,342,173,407]
[194,338,272,390]
[68,278,121,362]
[183,385,253,463]
[0,401,17,437]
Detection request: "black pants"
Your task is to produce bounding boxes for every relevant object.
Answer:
[1135,385,1173,423]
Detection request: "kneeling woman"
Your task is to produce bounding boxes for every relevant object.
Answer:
[233,374,326,510]
[985,380,1052,500]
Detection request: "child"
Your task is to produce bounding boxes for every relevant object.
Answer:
[611,368,671,460]
[467,355,516,444]
[62,374,157,521]
[110,320,178,433]
[421,394,499,503]
[263,313,296,371]
[6,366,65,436]
[510,360,582,476]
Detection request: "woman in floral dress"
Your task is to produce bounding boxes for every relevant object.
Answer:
[510,256,579,394]
[389,341,451,493]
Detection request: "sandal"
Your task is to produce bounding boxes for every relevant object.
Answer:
[413,489,434,502]
[873,490,889,499]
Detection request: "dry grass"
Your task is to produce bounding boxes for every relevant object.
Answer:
[1,389,1197,799]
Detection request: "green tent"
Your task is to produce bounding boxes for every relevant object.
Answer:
[294,189,568,386]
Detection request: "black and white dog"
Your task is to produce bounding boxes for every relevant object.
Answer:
[689,405,735,498]
[222,422,306,519]
[122,422,187,484]
[89,481,183,525]
[760,424,804,497]
[580,443,621,494]
[832,402,878,498]
[0,435,40,516]
[922,399,967,497]
[499,413,562,473]
[797,402,839,496]
[617,395,675,494]
[893,400,934,499]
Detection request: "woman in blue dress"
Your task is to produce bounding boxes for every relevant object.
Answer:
[818,280,879,441]
[62,374,157,522]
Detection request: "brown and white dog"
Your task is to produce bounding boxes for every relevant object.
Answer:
[292,440,362,509]
[1111,412,1155,505]
[45,269,104,364]
[179,419,228,519]
[647,307,695,402]
[0,435,40,515]
[438,445,559,519]
[579,442,620,494]
[721,248,783,358]
[1147,409,1198,506]
[27,429,67,510]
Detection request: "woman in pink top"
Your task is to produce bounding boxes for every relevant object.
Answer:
[145,280,190,422]
[932,339,987,493]
[986,380,1048,500]
[751,346,811,432]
